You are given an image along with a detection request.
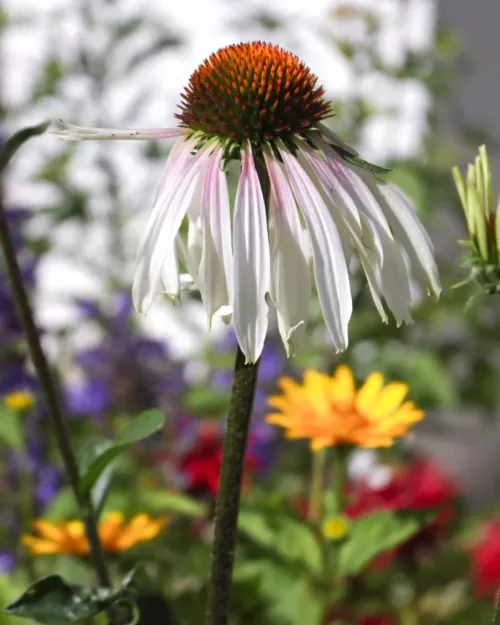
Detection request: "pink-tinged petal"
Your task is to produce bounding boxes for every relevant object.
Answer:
[205,149,234,303]
[233,143,270,363]
[279,144,351,351]
[296,144,387,322]
[312,137,413,324]
[265,150,310,355]
[133,144,210,314]
[198,150,233,325]
[54,120,186,141]
[137,136,198,260]
[161,247,180,299]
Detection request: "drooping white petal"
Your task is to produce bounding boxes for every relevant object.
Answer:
[205,149,234,303]
[54,120,186,141]
[136,137,199,259]
[133,144,210,314]
[297,144,388,321]
[161,247,180,300]
[265,150,311,356]
[313,138,413,324]
[279,143,352,351]
[232,143,270,363]
[197,149,233,325]
[371,182,441,298]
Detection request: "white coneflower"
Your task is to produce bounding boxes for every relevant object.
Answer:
[56,41,440,363]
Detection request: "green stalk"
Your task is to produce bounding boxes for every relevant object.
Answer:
[309,449,326,521]
[0,196,111,589]
[205,346,260,625]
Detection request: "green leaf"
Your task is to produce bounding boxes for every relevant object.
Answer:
[337,510,428,577]
[0,406,24,451]
[42,489,77,520]
[238,511,322,577]
[4,575,134,624]
[140,489,207,518]
[0,122,50,171]
[182,386,229,414]
[79,409,165,496]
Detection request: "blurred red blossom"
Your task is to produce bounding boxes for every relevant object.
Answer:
[470,521,500,596]
[347,459,458,559]
[180,424,261,497]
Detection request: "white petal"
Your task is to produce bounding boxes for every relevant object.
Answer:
[233,144,270,363]
[55,120,186,141]
[133,144,209,313]
[373,182,441,298]
[198,150,233,326]
[297,144,387,321]
[279,144,352,351]
[205,149,234,303]
[161,247,180,300]
[265,151,310,356]
[136,136,197,260]
[312,140,413,324]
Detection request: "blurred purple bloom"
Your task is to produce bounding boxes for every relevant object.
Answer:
[67,378,110,416]
[70,293,186,417]
[0,550,15,574]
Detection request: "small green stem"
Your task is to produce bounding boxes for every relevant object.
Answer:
[309,449,326,521]
[493,589,500,625]
[0,198,111,589]
[205,346,260,625]
[333,446,348,513]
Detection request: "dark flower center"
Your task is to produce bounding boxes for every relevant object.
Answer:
[176,41,331,146]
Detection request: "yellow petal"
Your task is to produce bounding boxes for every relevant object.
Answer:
[310,436,335,451]
[65,521,86,539]
[22,536,61,555]
[99,512,125,549]
[32,520,66,543]
[369,382,408,419]
[330,365,355,406]
[355,372,384,413]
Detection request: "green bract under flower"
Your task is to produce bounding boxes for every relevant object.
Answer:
[453,145,500,294]
[176,42,331,145]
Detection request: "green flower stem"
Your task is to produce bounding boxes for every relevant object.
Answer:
[309,449,326,521]
[333,446,348,513]
[493,589,500,625]
[205,346,260,625]
[0,197,111,589]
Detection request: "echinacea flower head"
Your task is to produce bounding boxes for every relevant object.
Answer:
[267,365,424,451]
[22,512,167,555]
[56,41,440,363]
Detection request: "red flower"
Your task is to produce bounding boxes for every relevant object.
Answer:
[470,521,500,596]
[347,459,457,560]
[180,424,261,497]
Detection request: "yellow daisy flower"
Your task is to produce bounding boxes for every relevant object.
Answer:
[267,365,424,451]
[22,512,167,556]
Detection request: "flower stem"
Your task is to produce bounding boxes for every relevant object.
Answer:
[333,446,348,513]
[0,200,111,588]
[205,346,260,625]
[309,449,326,521]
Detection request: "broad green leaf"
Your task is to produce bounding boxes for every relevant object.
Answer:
[338,510,428,577]
[4,575,134,624]
[0,122,50,171]
[79,409,165,496]
[0,407,24,451]
[141,489,206,518]
[238,511,322,576]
